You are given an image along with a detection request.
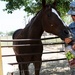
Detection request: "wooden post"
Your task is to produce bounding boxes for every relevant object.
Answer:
[0,42,3,75]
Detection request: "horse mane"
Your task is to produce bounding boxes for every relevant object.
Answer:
[24,10,41,28]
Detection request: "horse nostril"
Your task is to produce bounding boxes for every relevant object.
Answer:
[63,29,69,35]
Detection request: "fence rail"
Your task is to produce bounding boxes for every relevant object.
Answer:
[1,42,65,47]
[8,58,67,65]
[2,50,65,57]
[0,36,59,42]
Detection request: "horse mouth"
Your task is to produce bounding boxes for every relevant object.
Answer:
[59,34,72,44]
[59,29,72,43]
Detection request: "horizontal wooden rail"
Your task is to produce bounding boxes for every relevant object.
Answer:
[1,42,65,47]
[0,37,59,42]
[2,51,65,57]
[8,58,67,65]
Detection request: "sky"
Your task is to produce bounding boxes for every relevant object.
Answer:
[0,1,33,33]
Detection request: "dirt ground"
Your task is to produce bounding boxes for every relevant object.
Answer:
[1,45,72,75]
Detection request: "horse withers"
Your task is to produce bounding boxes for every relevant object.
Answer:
[13,0,71,75]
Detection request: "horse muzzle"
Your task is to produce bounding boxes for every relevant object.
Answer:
[59,29,73,44]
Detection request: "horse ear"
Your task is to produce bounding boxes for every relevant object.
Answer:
[42,0,46,8]
[52,0,57,8]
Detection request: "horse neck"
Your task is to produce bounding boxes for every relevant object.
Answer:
[28,11,44,39]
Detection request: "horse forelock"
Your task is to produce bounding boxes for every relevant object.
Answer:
[52,8,61,20]
[52,8,65,26]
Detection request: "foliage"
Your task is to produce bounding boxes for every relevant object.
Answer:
[0,31,3,34]
[1,0,72,16]
[0,31,4,35]
[0,31,14,36]
[6,31,14,36]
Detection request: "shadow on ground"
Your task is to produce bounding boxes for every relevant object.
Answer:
[8,60,71,75]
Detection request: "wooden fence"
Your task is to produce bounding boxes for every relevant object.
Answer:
[0,43,3,75]
[0,36,67,75]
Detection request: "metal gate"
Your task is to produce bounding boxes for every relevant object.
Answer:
[0,36,71,75]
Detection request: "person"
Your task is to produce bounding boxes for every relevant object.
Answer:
[67,1,75,75]
[65,1,75,50]
[68,1,75,39]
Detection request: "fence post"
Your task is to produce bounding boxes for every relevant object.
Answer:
[0,42,3,75]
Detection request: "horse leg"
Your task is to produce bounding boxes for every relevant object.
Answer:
[33,58,42,75]
[15,56,24,75]
[33,45,43,75]
[19,64,23,75]
[23,63,30,75]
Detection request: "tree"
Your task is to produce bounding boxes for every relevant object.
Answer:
[6,31,14,36]
[1,0,72,16]
[0,31,4,35]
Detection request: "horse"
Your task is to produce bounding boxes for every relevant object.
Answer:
[12,0,71,75]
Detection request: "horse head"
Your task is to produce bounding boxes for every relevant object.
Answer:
[41,0,70,41]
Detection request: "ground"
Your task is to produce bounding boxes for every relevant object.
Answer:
[1,44,72,75]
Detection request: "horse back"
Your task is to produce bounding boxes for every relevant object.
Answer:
[12,29,23,39]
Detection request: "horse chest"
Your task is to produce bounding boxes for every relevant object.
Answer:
[18,44,43,54]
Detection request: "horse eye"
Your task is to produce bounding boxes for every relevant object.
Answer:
[51,25,53,26]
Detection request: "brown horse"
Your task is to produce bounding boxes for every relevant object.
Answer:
[13,0,70,75]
